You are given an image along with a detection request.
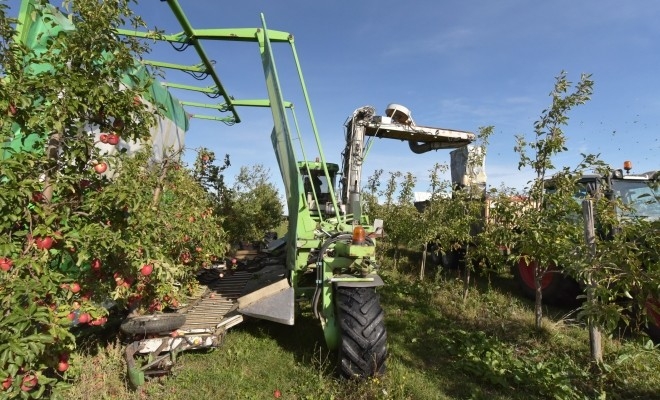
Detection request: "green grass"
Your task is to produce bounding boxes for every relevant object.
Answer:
[65,264,660,400]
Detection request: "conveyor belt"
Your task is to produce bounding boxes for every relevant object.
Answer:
[178,270,252,332]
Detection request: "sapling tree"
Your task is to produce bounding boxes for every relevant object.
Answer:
[513,71,594,329]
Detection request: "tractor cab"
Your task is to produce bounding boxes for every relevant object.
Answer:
[298,161,341,217]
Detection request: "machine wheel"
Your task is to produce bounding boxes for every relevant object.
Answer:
[513,256,581,306]
[645,299,660,344]
[120,313,186,335]
[336,286,387,379]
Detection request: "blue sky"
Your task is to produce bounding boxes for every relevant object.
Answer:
[8,0,660,194]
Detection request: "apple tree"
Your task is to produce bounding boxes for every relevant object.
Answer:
[0,0,227,397]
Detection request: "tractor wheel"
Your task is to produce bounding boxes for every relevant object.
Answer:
[336,286,388,379]
[441,248,465,270]
[120,313,186,335]
[513,256,581,307]
[645,299,660,344]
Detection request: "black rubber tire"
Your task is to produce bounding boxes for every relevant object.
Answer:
[335,286,388,379]
[512,257,582,307]
[441,248,465,270]
[120,313,186,335]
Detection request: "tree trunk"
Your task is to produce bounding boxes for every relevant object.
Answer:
[152,160,169,207]
[420,242,427,280]
[535,271,543,329]
[582,200,602,363]
[463,266,471,302]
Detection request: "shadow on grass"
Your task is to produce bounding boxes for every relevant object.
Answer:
[230,304,337,373]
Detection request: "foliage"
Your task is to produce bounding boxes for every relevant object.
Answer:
[217,164,284,246]
[508,71,594,328]
[0,1,228,397]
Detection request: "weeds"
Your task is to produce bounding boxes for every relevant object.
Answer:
[64,267,660,400]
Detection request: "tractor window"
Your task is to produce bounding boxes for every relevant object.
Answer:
[612,180,660,221]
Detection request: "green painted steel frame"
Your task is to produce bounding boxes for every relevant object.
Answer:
[117,0,382,349]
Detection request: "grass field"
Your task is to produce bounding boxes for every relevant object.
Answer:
[65,263,660,400]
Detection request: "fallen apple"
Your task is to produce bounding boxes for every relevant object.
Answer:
[0,257,12,272]
[35,236,54,250]
[32,192,44,203]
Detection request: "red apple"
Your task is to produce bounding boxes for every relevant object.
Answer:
[70,282,81,293]
[2,376,12,390]
[8,104,17,116]
[79,179,91,190]
[107,134,119,145]
[133,96,141,106]
[78,313,91,324]
[0,257,12,272]
[140,264,153,276]
[66,312,75,321]
[112,118,124,131]
[91,258,101,271]
[94,162,108,174]
[32,192,44,203]
[20,374,37,391]
[99,133,109,143]
[57,360,69,372]
[35,236,54,250]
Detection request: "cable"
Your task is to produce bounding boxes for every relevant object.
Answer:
[169,40,191,52]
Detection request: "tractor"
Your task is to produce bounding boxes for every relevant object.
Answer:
[512,162,660,339]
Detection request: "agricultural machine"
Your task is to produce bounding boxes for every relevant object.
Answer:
[6,0,478,385]
[116,2,477,384]
[512,162,660,338]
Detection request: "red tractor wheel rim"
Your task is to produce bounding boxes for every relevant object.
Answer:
[646,299,660,328]
[518,257,554,290]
